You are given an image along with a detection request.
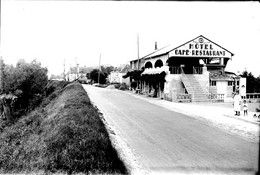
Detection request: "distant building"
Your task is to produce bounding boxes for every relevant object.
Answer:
[127,35,245,102]
[66,66,92,82]
[108,64,130,85]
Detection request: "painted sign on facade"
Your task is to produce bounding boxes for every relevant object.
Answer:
[169,36,232,58]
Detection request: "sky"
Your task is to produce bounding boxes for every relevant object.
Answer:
[1,1,260,77]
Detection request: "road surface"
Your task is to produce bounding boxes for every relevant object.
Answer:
[83,85,259,174]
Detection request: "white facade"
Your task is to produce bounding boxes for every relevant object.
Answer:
[66,73,86,82]
[109,72,130,85]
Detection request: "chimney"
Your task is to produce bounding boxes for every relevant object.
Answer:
[155,42,158,50]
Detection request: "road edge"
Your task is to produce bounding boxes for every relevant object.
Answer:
[125,90,259,142]
[83,85,148,175]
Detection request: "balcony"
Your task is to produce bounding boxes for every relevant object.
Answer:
[169,66,203,74]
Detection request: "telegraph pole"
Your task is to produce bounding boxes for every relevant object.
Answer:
[98,54,101,84]
[137,34,140,90]
[63,59,66,80]
[137,33,140,70]
[75,57,79,79]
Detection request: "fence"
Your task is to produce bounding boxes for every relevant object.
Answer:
[208,93,225,102]
[176,93,226,103]
[177,93,192,102]
[243,93,260,102]
[169,67,181,74]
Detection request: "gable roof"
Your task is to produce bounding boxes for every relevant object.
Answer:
[130,44,171,62]
[168,35,234,58]
[143,45,172,59]
[130,35,234,62]
[112,64,131,73]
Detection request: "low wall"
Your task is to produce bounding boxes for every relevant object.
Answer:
[164,74,184,102]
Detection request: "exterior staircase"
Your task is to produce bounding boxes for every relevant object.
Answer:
[180,74,209,102]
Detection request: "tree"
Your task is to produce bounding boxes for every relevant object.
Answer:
[0,94,17,123]
[89,69,107,84]
[101,65,114,75]
[241,71,260,93]
[0,59,14,123]
[1,59,48,121]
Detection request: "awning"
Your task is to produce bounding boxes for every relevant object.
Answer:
[141,66,169,75]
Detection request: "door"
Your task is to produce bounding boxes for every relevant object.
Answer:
[217,81,227,99]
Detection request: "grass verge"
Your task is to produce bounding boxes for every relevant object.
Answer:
[0,81,128,174]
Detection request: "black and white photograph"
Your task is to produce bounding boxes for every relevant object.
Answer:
[0,1,260,174]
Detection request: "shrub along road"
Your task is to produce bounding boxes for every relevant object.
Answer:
[83,85,258,175]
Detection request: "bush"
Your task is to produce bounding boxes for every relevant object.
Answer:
[131,81,137,89]
[119,83,129,91]
[3,59,48,114]
[89,69,107,84]
[114,83,120,89]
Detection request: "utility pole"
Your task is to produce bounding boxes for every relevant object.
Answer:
[98,54,101,84]
[137,33,140,70]
[63,59,66,80]
[137,34,140,90]
[75,57,79,79]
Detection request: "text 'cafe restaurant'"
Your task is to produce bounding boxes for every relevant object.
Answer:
[127,35,246,102]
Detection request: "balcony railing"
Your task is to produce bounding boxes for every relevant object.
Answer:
[244,93,260,99]
[169,66,181,74]
[169,66,203,74]
[242,93,260,102]
[193,67,203,74]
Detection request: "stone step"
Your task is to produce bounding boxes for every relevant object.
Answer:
[181,75,209,102]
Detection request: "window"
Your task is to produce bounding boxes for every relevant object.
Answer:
[209,58,220,64]
[210,81,216,86]
[155,59,163,68]
[228,81,233,86]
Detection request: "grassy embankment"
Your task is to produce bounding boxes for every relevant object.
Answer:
[0,81,127,174]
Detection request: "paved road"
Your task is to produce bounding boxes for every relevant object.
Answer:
[83,85,259,174]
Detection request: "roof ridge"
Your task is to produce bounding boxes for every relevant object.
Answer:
[143,44,172,59]
[142,44,170,59]
[200,35,234,56]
